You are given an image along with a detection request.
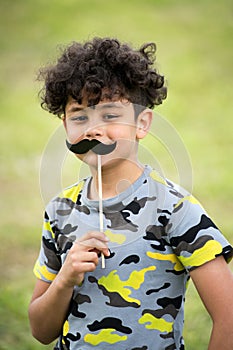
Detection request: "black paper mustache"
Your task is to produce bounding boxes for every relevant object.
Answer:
[66,139,117,155]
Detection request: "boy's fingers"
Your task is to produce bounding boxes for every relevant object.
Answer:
[102,248,110,257]
[77,239,108,251]
[75,232,109,251]
[78,231,109,242]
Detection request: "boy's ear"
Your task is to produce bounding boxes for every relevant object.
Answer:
[62,115,67,130]
[136,109,153,140]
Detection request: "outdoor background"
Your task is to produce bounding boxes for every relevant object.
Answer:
[0,0,232,349]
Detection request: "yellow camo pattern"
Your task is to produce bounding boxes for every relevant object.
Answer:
[104,229,126,244]
[84,329,127,345]
[43,220,55,238]
[60,181,85,202]
[178,240,223,268]
[33,260,57,281]
[139,313,174,332]
[174,195,204,210]
[149,170,167,186]
[98,266,156,306]
[147,251,184,271]
[63,320,69,336]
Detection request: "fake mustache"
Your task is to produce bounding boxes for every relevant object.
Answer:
[66,139,117,155]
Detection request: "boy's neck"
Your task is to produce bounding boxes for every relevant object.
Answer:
[88,160,144,200]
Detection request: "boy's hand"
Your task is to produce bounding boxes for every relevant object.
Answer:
[57,231,110,288]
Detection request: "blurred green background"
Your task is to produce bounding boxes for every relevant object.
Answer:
[0,0,232,349]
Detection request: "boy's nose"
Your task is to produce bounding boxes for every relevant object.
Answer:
[84,124,104,139]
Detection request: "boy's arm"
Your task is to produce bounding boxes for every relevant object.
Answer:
[28,278,73,344]
[28,231,109,344]
[190,255,233,350]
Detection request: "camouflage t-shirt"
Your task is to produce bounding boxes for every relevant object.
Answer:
[34,165,233,350]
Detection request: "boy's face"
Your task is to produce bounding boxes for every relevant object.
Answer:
[63,97,151,169]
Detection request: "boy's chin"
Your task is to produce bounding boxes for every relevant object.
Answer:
[76,152,112,168]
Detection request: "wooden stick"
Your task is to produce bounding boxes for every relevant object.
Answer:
[97,154,105,268]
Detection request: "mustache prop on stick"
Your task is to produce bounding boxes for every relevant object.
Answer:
[66,138,117,268]
[66,139,117,155]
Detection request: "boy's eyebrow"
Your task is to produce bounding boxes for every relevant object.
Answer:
[66,102,124,114]
[66,105,84,114]
[96,103,124,110]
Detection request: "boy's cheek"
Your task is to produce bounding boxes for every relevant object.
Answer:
[111,125,136,141]
[65,128,82,144]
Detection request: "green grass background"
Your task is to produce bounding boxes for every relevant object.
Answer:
[0,0,232,349]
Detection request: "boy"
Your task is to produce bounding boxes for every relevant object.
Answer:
[29,37,233,350]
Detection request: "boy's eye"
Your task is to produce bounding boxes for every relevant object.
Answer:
[70,115,88,122]
[103,114,119,120]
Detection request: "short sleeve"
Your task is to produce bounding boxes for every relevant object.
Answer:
[168,195,233,271]
[33,207,61,282]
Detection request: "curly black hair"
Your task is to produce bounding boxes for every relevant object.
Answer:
[38,37,167,118]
